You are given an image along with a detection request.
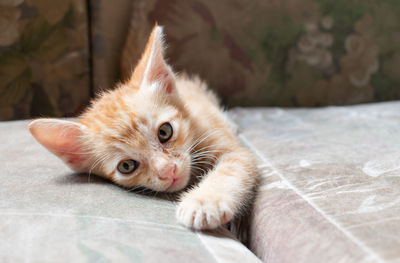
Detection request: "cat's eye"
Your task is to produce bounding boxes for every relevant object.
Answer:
[117,159,139,174]
[158,122,173,143]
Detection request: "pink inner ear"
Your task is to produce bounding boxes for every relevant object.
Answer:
[29,120,90,172]
[148,64,174,94]
[148,62,167,80]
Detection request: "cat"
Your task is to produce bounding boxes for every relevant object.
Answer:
[28,25,259,230]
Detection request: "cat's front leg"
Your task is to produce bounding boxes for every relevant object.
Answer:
[176,147,258,230]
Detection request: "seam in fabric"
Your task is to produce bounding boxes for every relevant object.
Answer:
[239,134,384,263]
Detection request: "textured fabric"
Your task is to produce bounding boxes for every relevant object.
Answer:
[230,102,400,263]
[0,120,261,263]
[121,0,400,107]
[0,0,90,120]
[3,103,400,262]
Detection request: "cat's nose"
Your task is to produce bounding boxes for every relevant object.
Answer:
[158,163,177,180]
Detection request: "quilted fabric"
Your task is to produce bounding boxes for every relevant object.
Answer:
[230,102,400,262]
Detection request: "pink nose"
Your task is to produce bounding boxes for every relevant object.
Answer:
[158,163,177,180]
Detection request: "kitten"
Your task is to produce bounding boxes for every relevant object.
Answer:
[29,25,258,230]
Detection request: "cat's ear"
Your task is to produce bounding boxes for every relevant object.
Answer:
[28,119,91,172]
[129,25,175,95]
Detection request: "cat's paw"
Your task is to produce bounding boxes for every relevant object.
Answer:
[176,193,234,230]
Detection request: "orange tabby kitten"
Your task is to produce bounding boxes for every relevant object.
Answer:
[29,25,258,230]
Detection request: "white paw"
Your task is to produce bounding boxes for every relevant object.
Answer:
[176,194,234,230]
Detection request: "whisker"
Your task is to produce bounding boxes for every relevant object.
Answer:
[186,129,222,154]
[191,160,214,166]
[127,185,143,192]
[192,149,223,155]
[191,153,219,162]
[190,165,208,176]
[131,187,152,195]
[191,145,223,155]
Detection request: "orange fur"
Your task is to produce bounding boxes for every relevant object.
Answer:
[29,25,258,230]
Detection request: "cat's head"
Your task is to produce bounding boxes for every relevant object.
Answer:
[29,25,196,192]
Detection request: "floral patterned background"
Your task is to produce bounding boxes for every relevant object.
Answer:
[1,0,400,120]
[0,0,89,120]
[122,0,400,107]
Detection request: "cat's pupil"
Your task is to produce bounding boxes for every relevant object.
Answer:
[123,162,130,170]
[160,130,166,137]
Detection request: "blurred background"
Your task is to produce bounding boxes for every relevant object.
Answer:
[1,0,400,120]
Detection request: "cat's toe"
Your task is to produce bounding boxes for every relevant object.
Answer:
[176,196,234,230]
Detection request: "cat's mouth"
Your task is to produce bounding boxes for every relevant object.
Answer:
[164,173,190,192]
[166,178,181,191]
